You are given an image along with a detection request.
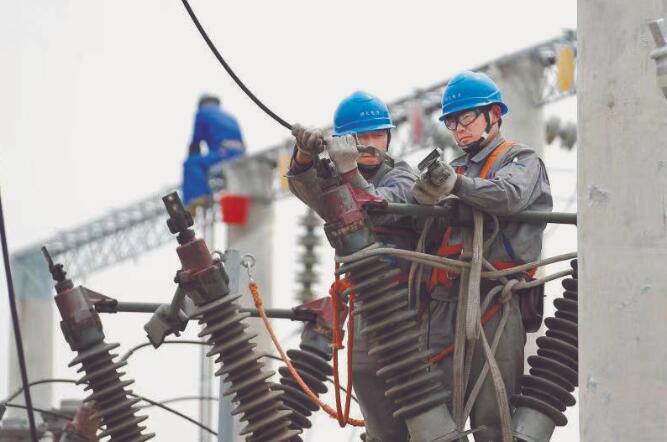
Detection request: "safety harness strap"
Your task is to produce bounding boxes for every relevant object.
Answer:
[428,140,519,290]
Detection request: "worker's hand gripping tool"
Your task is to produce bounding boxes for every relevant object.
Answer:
[417,147,449,185]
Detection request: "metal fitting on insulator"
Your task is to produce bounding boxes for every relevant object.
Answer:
[319,183,384,255]
[649,18,667,99]
[512,259,579,442]
[162,193,299,441]
[43,247,154,442]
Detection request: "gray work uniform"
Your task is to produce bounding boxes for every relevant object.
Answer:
[424,135,552,441]
[287,152,418,442]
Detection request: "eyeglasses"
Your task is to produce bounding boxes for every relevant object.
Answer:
[444,108,483,131]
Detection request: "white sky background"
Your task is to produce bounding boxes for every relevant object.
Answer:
[0,0,578,440]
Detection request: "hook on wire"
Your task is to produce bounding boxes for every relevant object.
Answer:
[241,253,256,281]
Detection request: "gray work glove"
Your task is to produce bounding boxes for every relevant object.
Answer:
[412,160,458,205]
[292,123,327,157]
[328,134,360,173]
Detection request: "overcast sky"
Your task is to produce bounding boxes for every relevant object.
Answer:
[1,1,578,440]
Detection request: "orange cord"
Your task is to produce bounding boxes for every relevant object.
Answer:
[249,279,365,427]
[429,303,502,364]
[330,272,345,426]
[345,292,356,423]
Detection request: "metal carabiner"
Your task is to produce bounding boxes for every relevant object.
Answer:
[241,253,256,281]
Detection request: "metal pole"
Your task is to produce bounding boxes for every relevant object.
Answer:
[199,204,214,442]
[366,204,577,225]
[95,301,315,321]
[578,2,667,440]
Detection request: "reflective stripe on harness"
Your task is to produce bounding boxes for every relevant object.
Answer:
[428,140,521,290]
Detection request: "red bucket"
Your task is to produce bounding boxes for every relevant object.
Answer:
[219,194,250,225]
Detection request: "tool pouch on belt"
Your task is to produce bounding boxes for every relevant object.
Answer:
[515,279,544,333]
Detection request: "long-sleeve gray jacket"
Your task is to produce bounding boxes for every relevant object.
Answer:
[428,135,552,266]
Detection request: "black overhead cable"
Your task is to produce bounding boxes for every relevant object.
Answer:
[118,339,359,403]
[181,0,293,131]
[139,395,219,408]
[0,190,39,441]
[1,378,217,436]
[3,403,71,422]
[2,378,77,405]
[128,393,217,436]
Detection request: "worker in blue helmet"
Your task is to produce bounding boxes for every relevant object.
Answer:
[287,91,418,442]
[181,94,246,212]
[412,71,552,441]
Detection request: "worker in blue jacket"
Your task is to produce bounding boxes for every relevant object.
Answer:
[182,94,246,210]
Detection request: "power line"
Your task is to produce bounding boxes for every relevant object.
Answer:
[119,339,206,362]
[2,378,77,405]
[0,190,39,441]
[129,393,216,436]
[118,339,359,403]
[138,396,219,409]
[3,403,71,422]
[1,378,217,437]
[180,0,292,130]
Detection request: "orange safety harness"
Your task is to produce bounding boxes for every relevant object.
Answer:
[427,140,536,364]
[427,140,534,291]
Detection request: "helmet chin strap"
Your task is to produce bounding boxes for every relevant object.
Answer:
[458,110,496,154]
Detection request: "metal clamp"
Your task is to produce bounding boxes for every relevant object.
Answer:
[143,285,190,348]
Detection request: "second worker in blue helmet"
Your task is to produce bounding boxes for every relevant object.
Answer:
[413,71,553,441]
[287,91,418,442]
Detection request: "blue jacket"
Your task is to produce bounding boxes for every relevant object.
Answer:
[182,152,219,205]
[183,104,246,205]
[191,104,245,158]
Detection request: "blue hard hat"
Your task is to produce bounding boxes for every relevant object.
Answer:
[333,91,395,136]
[439,71,509,120]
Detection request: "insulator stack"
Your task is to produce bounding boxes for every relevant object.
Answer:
[338,255,455,428]
[162,191,299,441]
[297,209,321,303]
[70,342,153,442]
[194,294,300,442]
[272,343,332,434]
[317,179,458,441]
[45,244,154,442]
[512,259,579,442]
[270,296,340,438]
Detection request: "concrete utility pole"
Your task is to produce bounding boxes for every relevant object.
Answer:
[7,252,53,420]
[221,158,276,442]
[224,157,275,356]
[578,1,667,440]
[493,56,546,157]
